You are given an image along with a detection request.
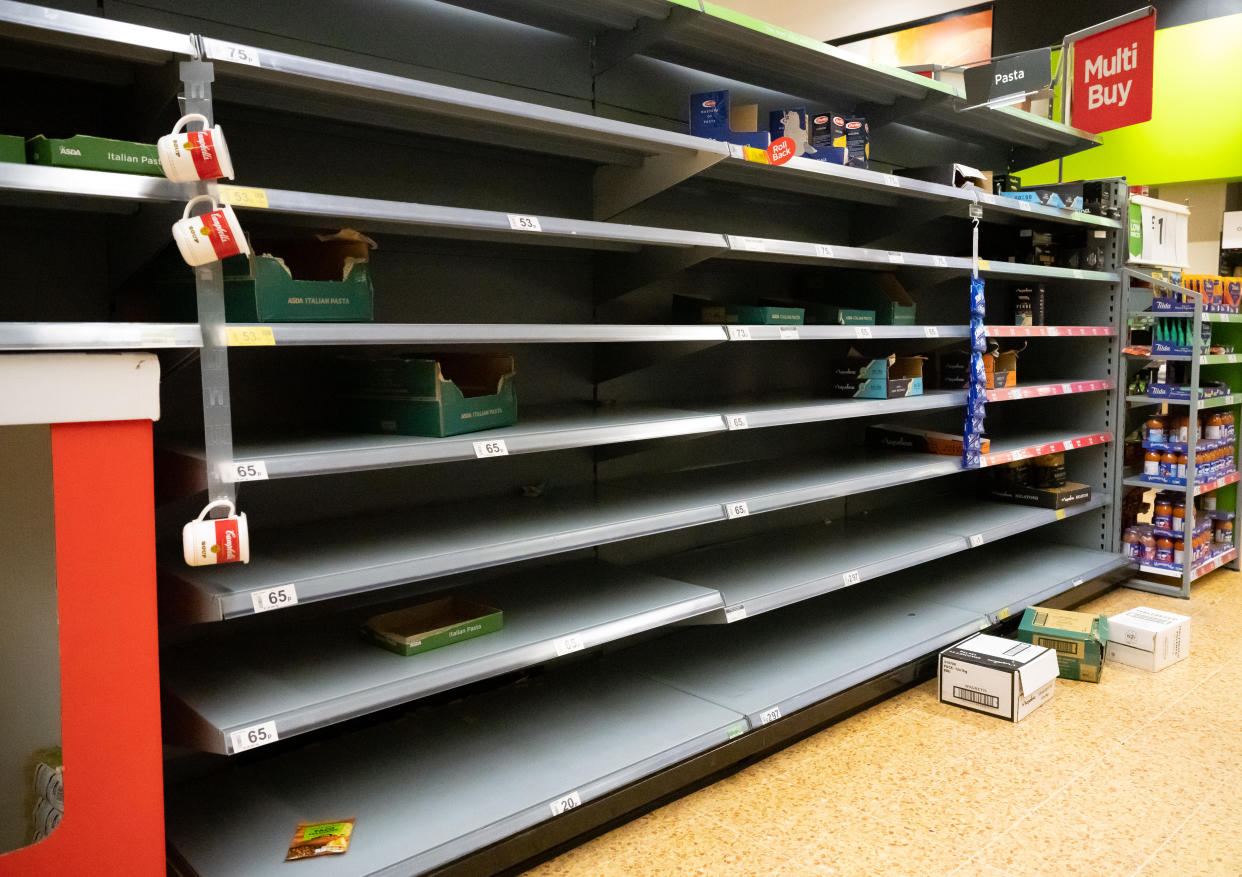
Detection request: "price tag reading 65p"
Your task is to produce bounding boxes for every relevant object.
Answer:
[252,585,299,614]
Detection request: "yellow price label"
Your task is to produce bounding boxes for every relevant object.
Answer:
[997,607,1010,620]
[741,146,770,164]
[1056,508,1067,520]
[226,326,276,346]
[218,185,269,209]
[977,259,991,271]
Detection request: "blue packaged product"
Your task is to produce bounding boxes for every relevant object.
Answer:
[689,91,770,149]
[806,112,847,164]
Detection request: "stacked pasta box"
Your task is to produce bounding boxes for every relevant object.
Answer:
[28,747,63,843]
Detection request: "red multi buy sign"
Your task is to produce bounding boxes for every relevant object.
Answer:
[1070,14,1155,134]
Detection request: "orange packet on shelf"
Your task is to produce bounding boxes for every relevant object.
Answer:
[285,819,355,862]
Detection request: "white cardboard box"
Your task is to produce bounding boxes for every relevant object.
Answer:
[1106,607,1191,671]
[938,633,1058,722]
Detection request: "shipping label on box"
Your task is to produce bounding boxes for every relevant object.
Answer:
[1017,606,1109,682]
[939,633,1058,722]
[1106,606,1190,671]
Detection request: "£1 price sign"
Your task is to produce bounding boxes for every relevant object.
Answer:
[1071,14,1155,134]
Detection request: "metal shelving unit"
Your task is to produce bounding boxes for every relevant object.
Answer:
[161,559,723,753]
[0,1,1130,872]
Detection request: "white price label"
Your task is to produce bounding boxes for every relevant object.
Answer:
[251,585,299,614]
[1072,269,1085,279]
[779,326,800,340]
[549,791,582,816]
[724,414,749,430]
[1072,578,1085,586]
[554,633,585,656]
[933,255,948,268]
[473,439,509,458]
[231,460,268,482]
[887,252,905,264]
[724,501,750,519]
[725,605,747,623]
[507,214,542,232]
[842,569,861,586]
[969,533,985,548]
[1062,383,1074,394]
[736,237,766,252]
[1045,327,1060,336]
[855,326,873,339]
[216,40,261,67]
[1018,201,1032,212]
[728,326,752,341]
[815,244,835,259]
[924,326,940,338]
[758,707,783,725]
[230,721,278,753]
[1228,354,1239,364]
[882,174,900,187]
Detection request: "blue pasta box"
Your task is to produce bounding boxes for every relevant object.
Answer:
[831,352,924,399]
[769,108,823,160]
[690,90,770,149]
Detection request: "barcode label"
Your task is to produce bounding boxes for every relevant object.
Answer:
[728,326,752,341]
[1036,635,1080,655]
[816,244,835,259]
[779,326,799,340]
[724,414,749,430]
[549,791,582,816]
[969,534,984,548]
[855,326,873,339]
[507,214,542,232]
[933,255,948,268]
[842,569,861,586]
[554,633,585,656]
[725,605,747,623]
[952,687,1000,709]
[724,501,750,519]
[758,707,782,724]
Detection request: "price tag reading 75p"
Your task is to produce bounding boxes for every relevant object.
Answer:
[251,584,299,614]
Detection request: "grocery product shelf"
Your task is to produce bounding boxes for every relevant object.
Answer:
[161,559,722,754]
[0,0,194,62]
[722,324,967,341]
[165,667,746,877]
[620,538,1122,729]
[639,495,1107,621]
[222,322,730,346]
[986,379,1114,402]
[0,162,186,210]
[716,390,966,430]
[0,322,201,351]
[1139,547,1239,582]
[985,325,1116,338]
[1128,310,1242,323]
[1125,393,1242,410]
[1122,471,1240,496]
[891,542,1130,625]
[193,405,728,479]
[979,430,1113,467]
[1124,351,1240,365]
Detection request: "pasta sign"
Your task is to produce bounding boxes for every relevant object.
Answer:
[1071,14,1155,134]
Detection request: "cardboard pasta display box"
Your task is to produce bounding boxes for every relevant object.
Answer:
[831,351,924,399]
[0,134,25,164]
[844,274,917,325]
[988,481,1092,510]
[362,596,503,656]
[26,133,162,176]
[938,633,1058,722]
[985,345,1020,389]
[1016,606,1109,682]
[342,352,517,437]
[867,423,989,456]
[672,295,804,325]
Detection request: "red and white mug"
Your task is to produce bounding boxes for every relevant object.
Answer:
[158,113,235,182]
[182,498,250,566]
[171,194,250,267]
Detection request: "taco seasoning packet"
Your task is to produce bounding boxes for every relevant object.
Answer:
[285,819,355,862]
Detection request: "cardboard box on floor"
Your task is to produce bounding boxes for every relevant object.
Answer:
[1017,606,1109,682]
[938,633,1058,722]
[1106,607,1191,671]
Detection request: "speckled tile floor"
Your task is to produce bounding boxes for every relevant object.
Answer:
[523,569,1242,876]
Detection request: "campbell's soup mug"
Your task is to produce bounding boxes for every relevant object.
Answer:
[171,194,250,267]
[183,498,251,566]
[158,113,235,182]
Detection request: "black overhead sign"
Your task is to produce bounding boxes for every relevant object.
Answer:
[963,47,1052,106]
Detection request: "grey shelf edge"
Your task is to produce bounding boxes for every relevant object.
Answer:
[1128,311,1242,324]
[1121,471,1239,496]
[733,324,966,341]
[0,162,187,205]
[1125,393,1242,410]
[722,389,965,430]
[710,151,1119,229]
[165,562,725,755]
[236,323,730,345]
[219,408,729,478]
[997,555,1135,624]
[0,0,195,60]
[0,322,202,350]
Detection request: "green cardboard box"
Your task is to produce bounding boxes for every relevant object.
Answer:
[819,306,875,326]
[843,275,917,325]
[1017,606,1109,682]
[27,134,161,176]
[362,596,503,656]
[725,304,804,325]
[343,352,517,437]
[0,134,25,164]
